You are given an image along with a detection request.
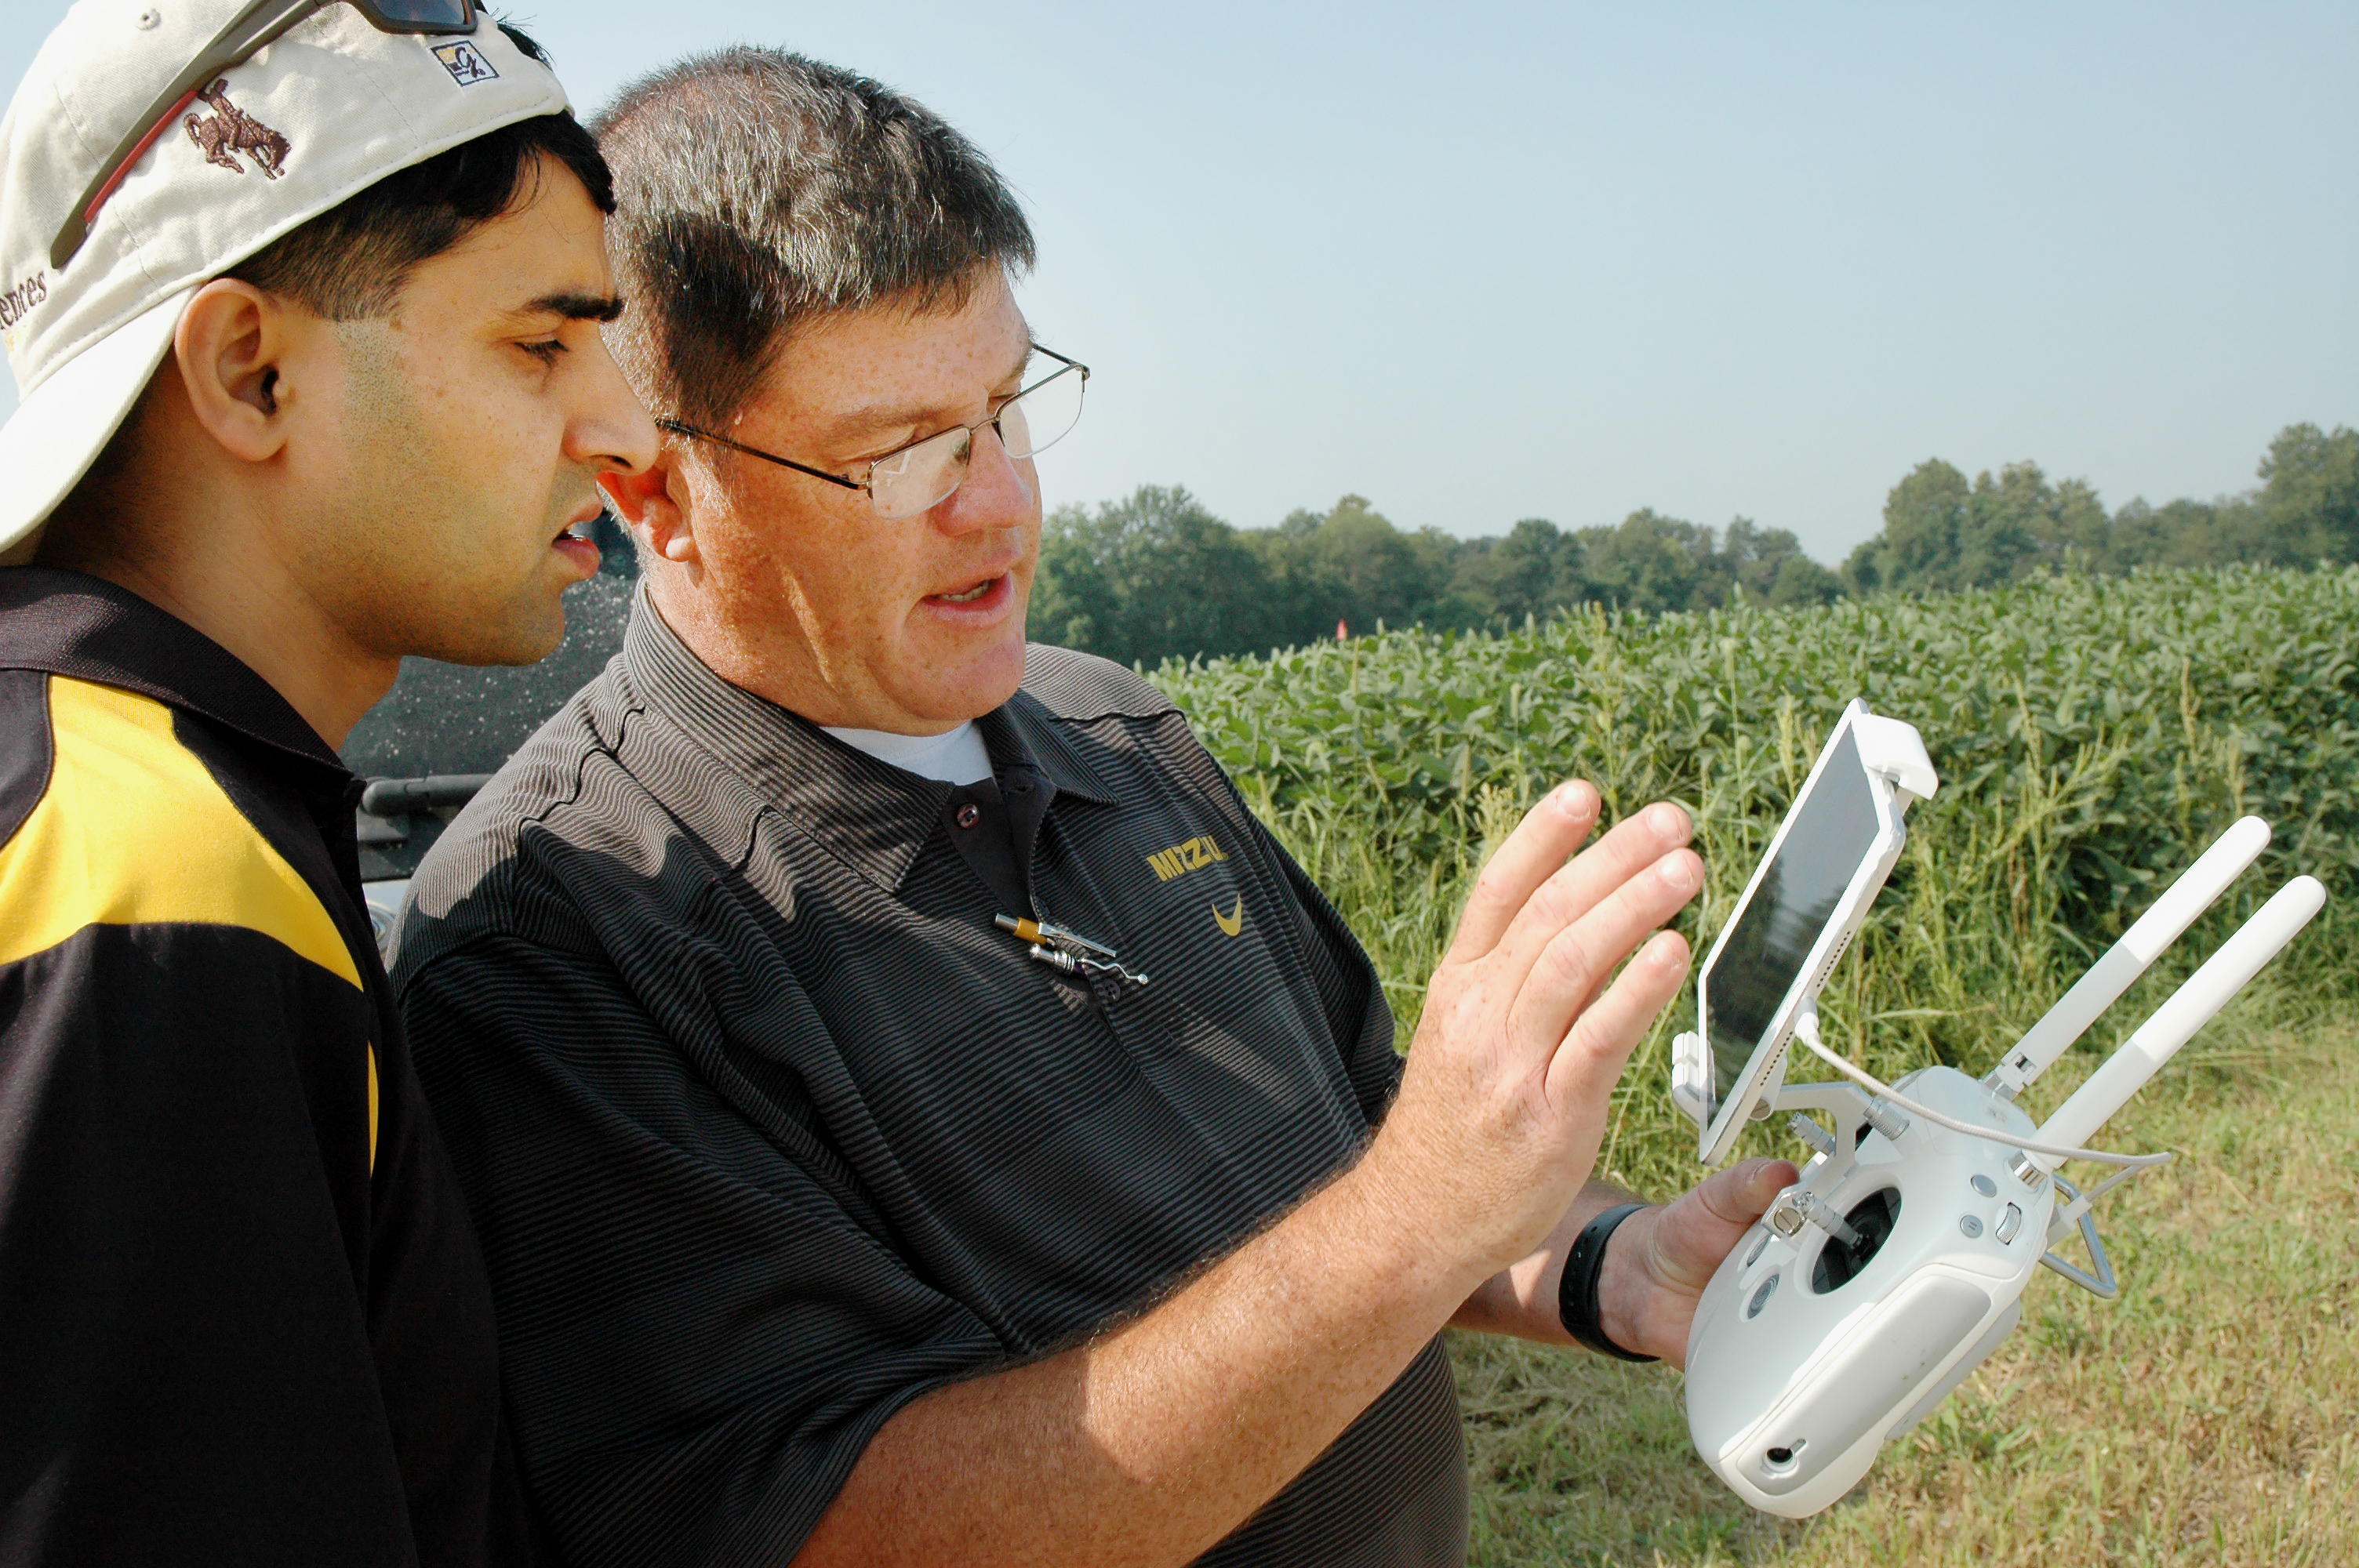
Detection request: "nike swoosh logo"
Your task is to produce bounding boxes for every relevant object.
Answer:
[1212,896,1243,938]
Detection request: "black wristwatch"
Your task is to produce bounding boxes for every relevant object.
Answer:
[1558,1201,1658,1363]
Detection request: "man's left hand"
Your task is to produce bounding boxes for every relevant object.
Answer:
[1596,1158,1797,1367]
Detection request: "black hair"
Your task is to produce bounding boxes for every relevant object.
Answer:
[229,25,611,321]
[590,48,1036,430]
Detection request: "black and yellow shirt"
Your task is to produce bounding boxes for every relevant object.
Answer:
[393,591,1469,1568]
[0,569,541,1567]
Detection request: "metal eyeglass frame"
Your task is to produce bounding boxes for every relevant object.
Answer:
[54,0,481,269]
[656,346,1089,519]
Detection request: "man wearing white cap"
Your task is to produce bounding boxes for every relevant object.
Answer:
[0,2,654,1562]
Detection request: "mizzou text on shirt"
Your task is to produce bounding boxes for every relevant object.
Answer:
[393,590,1472,1568]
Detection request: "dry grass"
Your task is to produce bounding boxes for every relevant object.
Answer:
[1452,1022,2359,1567]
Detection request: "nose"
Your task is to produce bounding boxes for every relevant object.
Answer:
[929,420,1038,537]
[568,333,659,478]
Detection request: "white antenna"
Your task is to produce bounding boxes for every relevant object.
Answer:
[1987,816,2271,1098]
[2027,876,2325,1171]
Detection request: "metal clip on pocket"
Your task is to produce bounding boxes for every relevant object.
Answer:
[995,913,1150,987]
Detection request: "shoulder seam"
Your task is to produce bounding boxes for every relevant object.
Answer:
[1020,643,1178,724]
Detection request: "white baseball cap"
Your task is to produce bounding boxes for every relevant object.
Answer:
[0,0,576,557]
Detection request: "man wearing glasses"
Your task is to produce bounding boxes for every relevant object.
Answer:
[0,2,655,1562]
[394,48,1791,1568]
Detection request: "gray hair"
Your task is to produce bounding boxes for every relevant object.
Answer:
[591,49,1036,431]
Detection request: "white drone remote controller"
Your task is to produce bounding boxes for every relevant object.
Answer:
[1669,700,2324,1519]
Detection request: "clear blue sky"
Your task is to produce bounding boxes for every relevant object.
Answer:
[9,2,2355,561]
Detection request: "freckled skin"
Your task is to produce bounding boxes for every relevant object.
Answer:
[620,270,1041,734]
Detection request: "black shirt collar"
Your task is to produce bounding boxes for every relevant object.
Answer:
[620,586,1117,892]
[0,567,351,783]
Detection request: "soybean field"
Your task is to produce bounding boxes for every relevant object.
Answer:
[1154,563,2359,1202]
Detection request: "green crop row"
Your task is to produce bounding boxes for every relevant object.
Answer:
[1150,564,2359,1198]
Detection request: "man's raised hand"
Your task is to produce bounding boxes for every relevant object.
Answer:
[1358,782,1703,1294]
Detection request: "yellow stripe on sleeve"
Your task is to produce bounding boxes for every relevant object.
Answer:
[0,677,363,987]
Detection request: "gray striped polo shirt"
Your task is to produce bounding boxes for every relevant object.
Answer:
[391,592,1468,1568]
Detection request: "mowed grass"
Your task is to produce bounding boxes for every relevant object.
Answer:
[1448,1012,2359,1568]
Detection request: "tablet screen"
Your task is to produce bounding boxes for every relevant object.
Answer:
[1703,727,1883,1102]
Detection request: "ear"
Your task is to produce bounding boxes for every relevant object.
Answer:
[171,278,304,464]
[600,446,700,564]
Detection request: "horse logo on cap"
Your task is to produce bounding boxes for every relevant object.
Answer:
[184,81,291,180]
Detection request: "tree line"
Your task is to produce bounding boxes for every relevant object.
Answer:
[1842,423,2358,592]
[1027,423,2359,668]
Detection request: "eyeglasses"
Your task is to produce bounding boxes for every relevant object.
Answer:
[658,346,1090,521]
[53,0,480,269]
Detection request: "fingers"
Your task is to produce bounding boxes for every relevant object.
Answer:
[1640,1158,1801,1296]
[1696,1157,1797,1228]
[1484,801,1696,989]
[1507,843,1702,1066]
[1539,927,1694,1112]
[1447,781,1601,963]
[1595,1160,1797,1364]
